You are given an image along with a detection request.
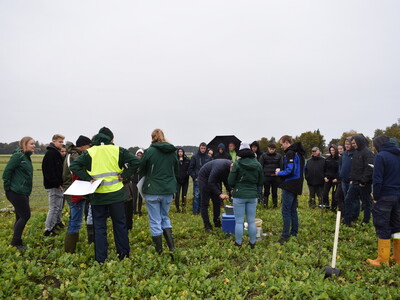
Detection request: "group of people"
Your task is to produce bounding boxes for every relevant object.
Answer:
[2,129,400,267]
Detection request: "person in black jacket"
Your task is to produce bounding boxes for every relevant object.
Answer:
[250,141,263,160]
[188,142,211,215]
[305,147,325,208]
[198,159,232,231]
[175,147,190,212]
[214,143,232,160]
[131,149,144,217]
[259,143,283,208]
[323,145,339,210]
[344,135,374,226]
[42,134,65,236]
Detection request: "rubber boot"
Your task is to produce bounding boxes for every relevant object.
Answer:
[263,196,269,208]
[366,239,390,267]
[87,224,94,244]
[152,235,163,254]
[163,228,175,252]
[64,232,79,253]
[393,239,400,265]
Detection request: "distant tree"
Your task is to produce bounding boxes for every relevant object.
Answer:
[328,139,340,147]
[258,137,277,152]
[373,121,400,141]
[337,130,360,145]
[294,130,325,158]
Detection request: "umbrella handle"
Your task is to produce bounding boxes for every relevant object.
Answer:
[331,211,341,268]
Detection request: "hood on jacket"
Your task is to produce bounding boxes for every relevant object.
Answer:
[217,143,226,152]
[378,142,400,155]
[250,141,260,151]
[353,135,368,150]
[136,148,144,156]
[92,133,113,146]
[373,136,390,152]
[47,142,61,151]
[177,147,187,158]
[286,142,306,156]
[237,148,256,160]
[65,142,75,153]
[151,142,177,153]
[238,156,261,170]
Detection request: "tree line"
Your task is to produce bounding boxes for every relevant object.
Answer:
[1,121,399,157]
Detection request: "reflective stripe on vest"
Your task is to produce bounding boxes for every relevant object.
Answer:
[87,145,123,193]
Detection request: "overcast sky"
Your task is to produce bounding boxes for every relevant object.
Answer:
[0,1,399,149]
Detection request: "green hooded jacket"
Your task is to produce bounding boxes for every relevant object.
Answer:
[140,142,179,195]
[228,157,264,198]
[2,148,34,196]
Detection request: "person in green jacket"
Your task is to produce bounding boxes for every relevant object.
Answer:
[2,136,36,251]
[70,127,140,263]
[228,142,264,248]
[140,129,179,255]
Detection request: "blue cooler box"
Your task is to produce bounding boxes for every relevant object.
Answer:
[222,213,235,236]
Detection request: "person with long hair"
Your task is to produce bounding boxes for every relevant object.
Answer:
[175,147,190,213]
[140,129,179,255]
[2,137,36,250]
[323,145,339,210]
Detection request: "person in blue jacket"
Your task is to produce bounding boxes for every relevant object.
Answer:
[367,136,400,267]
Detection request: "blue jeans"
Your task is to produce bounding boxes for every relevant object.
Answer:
[344,183,371,225]
[372,195,400,239]
[341,182,350,199]
[144,194,173,236]
[67,201,84,234]
[91,201,130,263]
[192,181,201,214]
[233,198,257,244]
[281,189,298,238]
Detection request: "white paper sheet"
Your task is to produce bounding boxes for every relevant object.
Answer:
[64,179,104,196]
[137,176,146,199]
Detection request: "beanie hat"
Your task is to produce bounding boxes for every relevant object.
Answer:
[373,136,390,152]
[136,149,144,156]
[239,142,250,150]
[76,135,92,147]
[99,127,114,140]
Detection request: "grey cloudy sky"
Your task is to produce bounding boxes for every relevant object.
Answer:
[0,1,399,149]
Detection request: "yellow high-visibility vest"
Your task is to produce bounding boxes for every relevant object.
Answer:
[87,145,123,193]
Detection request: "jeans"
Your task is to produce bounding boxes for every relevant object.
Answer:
[233,198,257,244]
[344,183,371,225]
[372,195,400,239]
[144,194,173,236]
[45,188,64,231]
[281,189,298,238]
[91,201,130,263]
[192,181,201,214]
[67,201,84,234]
[199,180,222,229]
[6,190,31,246]
[341,182,350,199]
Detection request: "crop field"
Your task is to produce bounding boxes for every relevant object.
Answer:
[0,155,399,299]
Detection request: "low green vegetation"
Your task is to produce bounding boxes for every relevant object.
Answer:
[0,156,399,299]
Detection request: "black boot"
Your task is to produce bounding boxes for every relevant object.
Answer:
[87,225,94,244]
[64,232,79,253]
[272,196,278,208]
[152,235,163,254]
[308,198,316,208]
[162,228,175,252]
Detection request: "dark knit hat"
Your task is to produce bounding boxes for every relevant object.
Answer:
[99,127,114,140]
[373,135,390,152]
[76,135,92,147]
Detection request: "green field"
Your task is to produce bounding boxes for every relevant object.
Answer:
[0,155,399,299]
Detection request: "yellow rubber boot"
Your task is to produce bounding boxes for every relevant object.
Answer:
[393,239,400,265]
[366,239,390,267]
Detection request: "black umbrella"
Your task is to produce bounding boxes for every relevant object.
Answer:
[207,135,241,153]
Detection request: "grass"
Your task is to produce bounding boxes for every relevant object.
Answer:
[0,155,399,298]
